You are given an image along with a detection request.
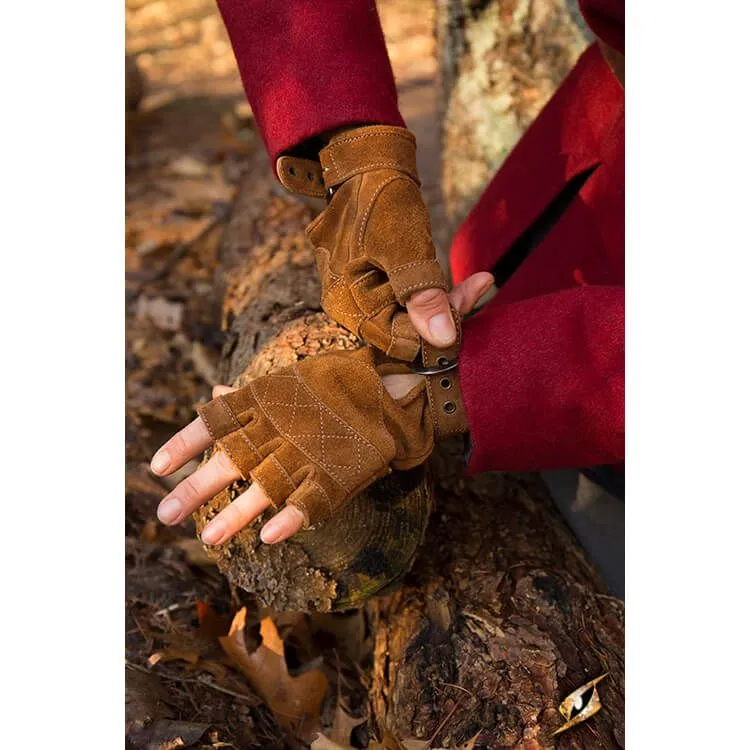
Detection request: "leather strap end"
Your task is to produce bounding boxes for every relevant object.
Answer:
[276,155,327,198]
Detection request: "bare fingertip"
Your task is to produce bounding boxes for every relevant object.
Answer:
[151,450,169,475]
[201,520,226,546]
[260,523,282,545]
[427,313,457,346]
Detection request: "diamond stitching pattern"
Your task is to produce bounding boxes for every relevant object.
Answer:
[249,366,384,491]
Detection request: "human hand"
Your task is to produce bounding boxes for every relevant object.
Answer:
[278,125,459,360]
[151,272,493,547]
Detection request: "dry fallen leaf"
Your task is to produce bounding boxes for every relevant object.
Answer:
[135,295,184,332]
[330,703,367,745]
[368,731,408,750]
[147,647,200,667]
[311,736,352,750]
[310,701,367,749]
[456,732,481,750]
[168,154,210,178]
[219,608,328,740]
[127,719,210,750]
[196,600,232,641]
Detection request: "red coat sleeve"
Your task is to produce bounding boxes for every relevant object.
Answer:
[216,0,404,165]
[459,285,624,473]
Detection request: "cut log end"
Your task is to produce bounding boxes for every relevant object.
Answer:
[193,314,433,612]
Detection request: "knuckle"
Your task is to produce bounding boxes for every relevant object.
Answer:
[181,475,200,502]
[215,448,240,476]
[171,430,191,457]
[222,503,243,529]
[408,287,448,313]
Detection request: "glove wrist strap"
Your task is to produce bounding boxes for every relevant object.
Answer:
[320,125,419,189]
[416,310,467,439]
[276,125,419,199]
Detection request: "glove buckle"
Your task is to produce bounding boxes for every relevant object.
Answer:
[410,356,457,376]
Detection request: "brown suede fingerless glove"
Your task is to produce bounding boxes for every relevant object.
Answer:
[197,342,466,528]
[277,125,448,361]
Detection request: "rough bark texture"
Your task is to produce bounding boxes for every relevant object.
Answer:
[192,150,433,612]
[365,3,623,747]
[436,0,591,228]
[369,445,624,748]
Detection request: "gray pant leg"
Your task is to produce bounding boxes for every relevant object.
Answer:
[541,470,625,599]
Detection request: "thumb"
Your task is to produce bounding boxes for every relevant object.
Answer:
[448,272,495,317]
[405,287,457,348]
[212,384,236,398]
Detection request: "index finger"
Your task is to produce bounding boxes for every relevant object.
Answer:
[151,416,212,476]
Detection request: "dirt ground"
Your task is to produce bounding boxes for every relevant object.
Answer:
[125,2,445,748]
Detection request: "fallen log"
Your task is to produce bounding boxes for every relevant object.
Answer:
[194,147,623,746]
[369,450,624,748]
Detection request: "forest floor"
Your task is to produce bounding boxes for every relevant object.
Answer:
[125,2,445,748]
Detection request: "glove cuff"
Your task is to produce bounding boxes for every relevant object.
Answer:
[320,125,419,189]
[276,125,419,199]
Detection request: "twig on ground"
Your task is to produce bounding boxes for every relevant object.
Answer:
[125,659,259,705]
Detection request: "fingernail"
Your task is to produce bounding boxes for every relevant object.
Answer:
[157,498,182,524]
[201,520,226,546]
[428,313,456,345]
[151,450,169,475]
[260,519,282,544]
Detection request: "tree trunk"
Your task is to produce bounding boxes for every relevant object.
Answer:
[436,0,592,228]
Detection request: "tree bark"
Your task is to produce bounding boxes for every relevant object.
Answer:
[436,0,592,228]
[369,447,624,748]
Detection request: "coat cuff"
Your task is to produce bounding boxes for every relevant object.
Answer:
[458,285,624,474]
[217,0,405,169]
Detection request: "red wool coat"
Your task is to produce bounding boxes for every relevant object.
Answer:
[216,0,625,474]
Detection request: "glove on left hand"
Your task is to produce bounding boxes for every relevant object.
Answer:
[197,342,466,527]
